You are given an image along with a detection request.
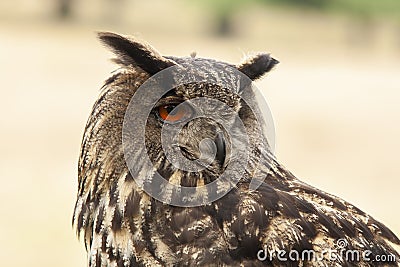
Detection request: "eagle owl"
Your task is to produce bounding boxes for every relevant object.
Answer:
[73,32,400,266]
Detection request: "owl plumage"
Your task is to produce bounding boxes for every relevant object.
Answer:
[73,32,400,266]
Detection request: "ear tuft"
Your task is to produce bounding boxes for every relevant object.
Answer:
[237,53,279,80]
[98,32,176,75]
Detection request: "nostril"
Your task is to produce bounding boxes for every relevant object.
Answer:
[214,132,226,166]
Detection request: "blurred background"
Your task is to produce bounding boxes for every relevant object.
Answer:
[1,0,399,266]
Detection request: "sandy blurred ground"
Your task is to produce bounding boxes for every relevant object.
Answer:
[0,1,399,266]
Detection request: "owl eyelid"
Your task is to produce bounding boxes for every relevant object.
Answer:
[154,96,184,108]
[155,102,196,124]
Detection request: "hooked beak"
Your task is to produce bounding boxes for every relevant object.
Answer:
[214,131,226,167]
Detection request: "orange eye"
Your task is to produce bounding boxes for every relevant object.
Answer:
[158,104,192,123]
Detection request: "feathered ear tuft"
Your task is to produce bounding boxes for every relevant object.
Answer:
[237,53,279,80]
[97,32,176,75]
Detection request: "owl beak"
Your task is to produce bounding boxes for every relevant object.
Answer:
[214,132,226,167]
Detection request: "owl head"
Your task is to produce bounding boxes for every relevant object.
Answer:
[80,32,279,210]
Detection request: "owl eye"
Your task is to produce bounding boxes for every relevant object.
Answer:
[157,104,193,123]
